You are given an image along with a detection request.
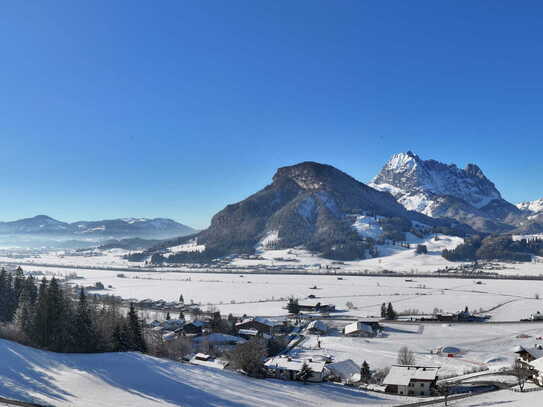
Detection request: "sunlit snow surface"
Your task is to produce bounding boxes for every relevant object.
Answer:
[0,339,412,407]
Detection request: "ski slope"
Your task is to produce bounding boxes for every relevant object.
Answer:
[0,339,411,407]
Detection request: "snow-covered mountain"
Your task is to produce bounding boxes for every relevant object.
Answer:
[371,152,521,233]
[141,161,472,263]
[517,198,543,214]
[0,215,195,239]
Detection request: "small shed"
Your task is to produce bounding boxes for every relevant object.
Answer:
[189,353,228,370]
[307,320,328,335]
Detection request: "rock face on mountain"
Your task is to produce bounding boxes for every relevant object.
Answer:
[371,152,522,233]
[157,161,472,262]
[0,215,195,239]
[515,198,543,234]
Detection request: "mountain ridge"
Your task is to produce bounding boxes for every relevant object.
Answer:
[139,161,473,264]
[0,215,196,239]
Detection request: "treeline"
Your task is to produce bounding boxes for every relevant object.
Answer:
[0,268,146,353]
[442,235,543,262]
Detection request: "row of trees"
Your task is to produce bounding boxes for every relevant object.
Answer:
[0,268,146,354]
[443,235,543,262]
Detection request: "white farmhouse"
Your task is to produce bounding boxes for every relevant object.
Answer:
[383,365,439,396]
[344,321,375,337]
[264,356,326,382]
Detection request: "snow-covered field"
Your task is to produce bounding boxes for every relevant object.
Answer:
[10,265,543,321]
[294,321,543,377]
[0,339,413,407]
[454,388,543,406]
[2,233,543,277]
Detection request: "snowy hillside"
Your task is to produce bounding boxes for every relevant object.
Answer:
[0,339,407,407]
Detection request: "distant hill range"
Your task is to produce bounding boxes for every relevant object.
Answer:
[0,215,196,240]
[136,161,474,264]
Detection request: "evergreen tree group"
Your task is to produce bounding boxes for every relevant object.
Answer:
[0,268,147,354]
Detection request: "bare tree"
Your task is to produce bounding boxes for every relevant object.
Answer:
[227,338,268,378]
[512,359,532,392]
[372,366,390,384]
[435,382,453,406]
[146,331,192,361]
[397,346,416,365]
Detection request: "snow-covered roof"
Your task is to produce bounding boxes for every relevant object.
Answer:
[513,345,543,359]
[236,317,281,327]
[530,357,543,372]
[307,320,328,332]
[344,321,374,335]
[265,356,326,373]
[383,365,440,386]
[189,354,228,370]
[187,320,207,328]
[162,332,177,342]
[193,333,246,345]
[325,359,360,382]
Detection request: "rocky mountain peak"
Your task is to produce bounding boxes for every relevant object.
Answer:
[464,163,486,180]
[272,161,354,191]
[373,152,502,209]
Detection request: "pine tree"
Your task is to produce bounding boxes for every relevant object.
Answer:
[287,297,300,315]
[360,360,371,383]
[32,278,50,348]
[127,303,147,352]
[380,303,387,318]
[386,302,397,320]
[112,323,130,352]
[73,288,98,352]
[14,286,33,336]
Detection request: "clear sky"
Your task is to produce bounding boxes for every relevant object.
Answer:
[1,1,542,229]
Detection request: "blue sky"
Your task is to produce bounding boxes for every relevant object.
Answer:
[1,1,542,228]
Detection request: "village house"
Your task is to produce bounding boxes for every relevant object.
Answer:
[235,317,283,336]
[161,319,185,331]
[383,365,440,396]
[237,328,272,340]
[325,359,360,384]
[306,320,328,335]
[183,320,208,335]
[298,303,336,313]
[343,320,380,337]
[513,344,543,362]
[193,333,246,347]
[264,356,327,382]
